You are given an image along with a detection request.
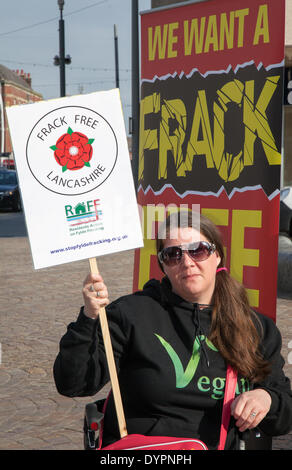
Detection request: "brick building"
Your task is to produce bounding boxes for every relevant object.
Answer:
[0,65,42,168]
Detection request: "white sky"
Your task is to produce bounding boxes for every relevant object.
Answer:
[0,0,151,134]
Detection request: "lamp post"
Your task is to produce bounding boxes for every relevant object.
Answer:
[58,0,66,96]
[54,0,71,97]
[114,25,120,89]
[131,0,139,191]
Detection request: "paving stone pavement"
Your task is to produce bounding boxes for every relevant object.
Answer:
[0,236,291,451]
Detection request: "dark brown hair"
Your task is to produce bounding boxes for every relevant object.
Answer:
[156,211,270,383]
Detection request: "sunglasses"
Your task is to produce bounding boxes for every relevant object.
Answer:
[158,241,216,266]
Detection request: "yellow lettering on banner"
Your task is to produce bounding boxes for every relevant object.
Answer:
[184,17,206,55]
[201,208,229,260]
[139,93,160,180]
[147,7,268,61]
[235,8,249,47]
[138,205,165,290]
[204,15,219,53]
[138,204,189,289]
[184,9,251,56]
[159,99,186,179]
[148,23,178,61]
[144,204,165,240]
[253,4,270,45]
[184,90,215,174]
[140,75,280,183]
[168,22,179,58]
[243,76,281,166]
[138,238,156,290]
[219,12,235,51]
[148,25,168,60]
[201,208,229,227]
[214,80,245,181]
[230,210,261,307]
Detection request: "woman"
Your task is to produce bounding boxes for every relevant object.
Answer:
[53,211,292,450]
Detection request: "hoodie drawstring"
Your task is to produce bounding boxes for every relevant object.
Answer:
[192,303,210,367]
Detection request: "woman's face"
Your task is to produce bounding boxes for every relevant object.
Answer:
[162,227,221,304]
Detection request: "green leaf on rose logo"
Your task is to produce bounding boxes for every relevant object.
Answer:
[87,138,95,145]
[67,127,73,135]
[62,163,68,172]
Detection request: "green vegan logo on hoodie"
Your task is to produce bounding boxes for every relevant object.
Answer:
[155,334,218,389]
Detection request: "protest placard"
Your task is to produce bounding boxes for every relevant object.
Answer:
[7,88,143,270]
[7,88,144,437]
[135,0,285,322]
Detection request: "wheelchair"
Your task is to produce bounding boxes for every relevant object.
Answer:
[83,399,273,451]
[83,399,106,450]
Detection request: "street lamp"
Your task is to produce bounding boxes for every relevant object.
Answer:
[114,25,119,89]
[54,0,71,97]
[131,0,139,190]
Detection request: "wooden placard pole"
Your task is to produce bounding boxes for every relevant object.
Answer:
[89,257,128,439]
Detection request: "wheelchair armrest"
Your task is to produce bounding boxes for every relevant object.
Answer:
[85,402,104,431]
[84,402,104,450]
[239,428,273,450]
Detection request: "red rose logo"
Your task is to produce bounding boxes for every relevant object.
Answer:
[50,127,94,172]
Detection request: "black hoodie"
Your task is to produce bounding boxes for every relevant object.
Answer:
[53,277,292,450]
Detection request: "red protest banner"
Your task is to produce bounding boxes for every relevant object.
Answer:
[134,0,285,321]
[141,0,284,78]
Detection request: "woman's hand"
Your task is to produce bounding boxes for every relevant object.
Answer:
[231,388,272,432]
[82,273,110,320]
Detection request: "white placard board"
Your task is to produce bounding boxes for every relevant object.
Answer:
[7,89,143,269]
